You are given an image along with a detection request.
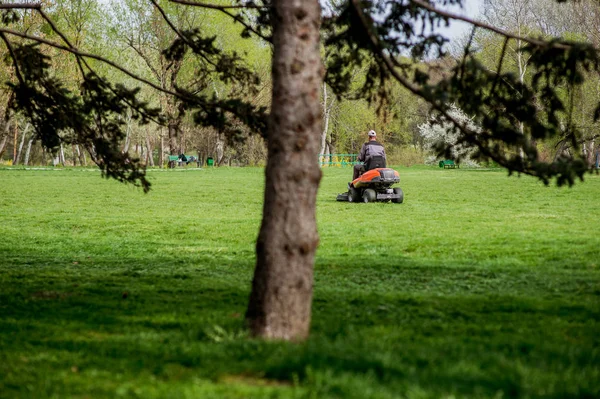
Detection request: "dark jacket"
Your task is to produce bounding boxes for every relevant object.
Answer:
[358,140,386,163]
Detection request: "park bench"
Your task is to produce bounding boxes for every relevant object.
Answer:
[439,160,459,169]
[319,153,360,167]
[167,154,201,168]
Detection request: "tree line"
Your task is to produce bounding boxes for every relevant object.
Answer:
[1,0,596,169]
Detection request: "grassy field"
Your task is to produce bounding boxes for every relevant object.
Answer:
[0,165,599,398]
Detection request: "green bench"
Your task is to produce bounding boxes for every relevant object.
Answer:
[439,160,459,169]
[167,155,201,168]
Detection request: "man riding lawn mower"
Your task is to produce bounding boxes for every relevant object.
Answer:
[336,130,404,203]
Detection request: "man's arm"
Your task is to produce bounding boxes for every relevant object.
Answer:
[358,143,367,162]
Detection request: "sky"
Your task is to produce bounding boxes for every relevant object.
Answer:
[437,0,485,42]
[97,0,484,44]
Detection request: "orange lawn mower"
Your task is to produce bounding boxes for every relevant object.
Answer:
[336,167,404,203]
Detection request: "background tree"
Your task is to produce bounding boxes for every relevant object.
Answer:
[473,0,600,166]
[108,0,204,158]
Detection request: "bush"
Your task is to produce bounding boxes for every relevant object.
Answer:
[387,145,428,166]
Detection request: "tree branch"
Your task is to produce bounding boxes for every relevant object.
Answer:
[0,3,41,9]
[126,37,164,83]
[37,9,87,78]
[149,0,223,71]
[168,0,268,9]
[168,0,272,42]
[0,27,186,101]
[0,32,25,86]
[7,3,162,125]
[490,37,509,96]
[348,0,424,99]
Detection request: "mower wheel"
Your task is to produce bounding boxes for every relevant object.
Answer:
[348,187,360,202]
[362,188,376,203]
[392,187,404,203]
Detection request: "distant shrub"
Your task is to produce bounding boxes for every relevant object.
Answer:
[387,146,428,167]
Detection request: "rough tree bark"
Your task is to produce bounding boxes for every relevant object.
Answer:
[246,0,323,340]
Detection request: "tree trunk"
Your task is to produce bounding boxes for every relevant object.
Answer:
[216,133,224,165]
[0,113,12,159]
[78,145,87,166]
[71,144,78,166]
[59,143,66,166]
[246,0,323,341]
[168,122,179,156]
[122,126,131,154]
[14,123,28,166]
[586,139,595,166]
[320,83,334,157]
[554,140,568,161]
[146,135,155,167]
[24,136,33,166]
[139,142,144,162]
[86,143,97,164]
[159,133,164,168]
[179,128,186,155]
[0,134,8,159]
[13,121,18,162]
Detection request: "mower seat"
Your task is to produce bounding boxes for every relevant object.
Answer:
[365,155,386,171]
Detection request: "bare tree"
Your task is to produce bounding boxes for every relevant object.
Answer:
[13,122,29,165]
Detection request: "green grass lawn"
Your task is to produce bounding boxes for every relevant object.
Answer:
[0,165,599,398]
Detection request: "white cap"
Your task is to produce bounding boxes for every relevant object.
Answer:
[368,130,377,137]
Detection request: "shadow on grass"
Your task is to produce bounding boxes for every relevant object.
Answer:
[1,255,599,398]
